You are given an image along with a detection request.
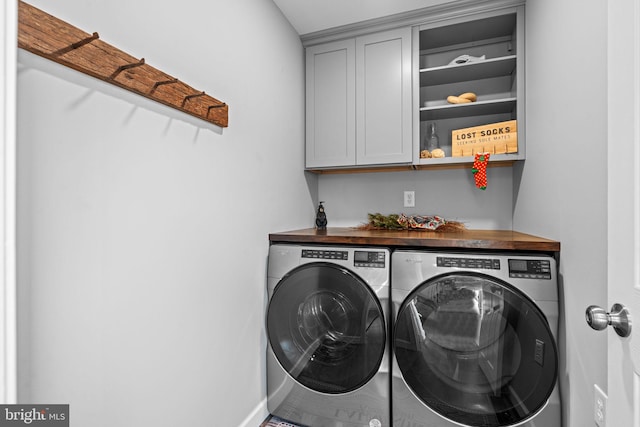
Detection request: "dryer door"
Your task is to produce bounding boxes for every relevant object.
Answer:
[267,262,386,394]
[394,272,558,427]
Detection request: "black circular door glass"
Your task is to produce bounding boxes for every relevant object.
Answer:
[267,263,386,394]
[394,273,558,426]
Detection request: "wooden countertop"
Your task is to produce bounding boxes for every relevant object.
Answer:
[269,227,560,252]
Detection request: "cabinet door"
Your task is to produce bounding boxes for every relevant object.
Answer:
[305,39,356,168]
[356,27,413,166]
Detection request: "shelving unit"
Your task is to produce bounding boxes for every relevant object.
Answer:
[416,8,524,166]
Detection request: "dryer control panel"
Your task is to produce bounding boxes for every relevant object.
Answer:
[435,256,553,280]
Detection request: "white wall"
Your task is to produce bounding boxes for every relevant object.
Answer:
[16,1,311,426]
[513,1,608,427]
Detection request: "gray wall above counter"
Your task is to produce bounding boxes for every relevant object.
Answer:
[316,166,513,229]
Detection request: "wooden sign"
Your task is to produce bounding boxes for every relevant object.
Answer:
[452,120,517,157]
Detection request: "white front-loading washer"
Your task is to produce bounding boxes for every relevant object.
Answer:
[391,251,561,427]
[267,244,391,427]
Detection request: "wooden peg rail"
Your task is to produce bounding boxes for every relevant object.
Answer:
[17,1,228,128]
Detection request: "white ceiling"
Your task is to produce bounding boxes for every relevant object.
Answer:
[272,0,457,35]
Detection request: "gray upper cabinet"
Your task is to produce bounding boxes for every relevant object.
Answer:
[306,27,413,169]
[304,0,525,172]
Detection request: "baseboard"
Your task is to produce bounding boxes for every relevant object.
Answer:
[237,398,268,427]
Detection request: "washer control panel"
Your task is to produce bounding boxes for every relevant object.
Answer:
[437,257,501,270]
[301,249,386,268]
[302,249,348,260]
[508,259,552,279]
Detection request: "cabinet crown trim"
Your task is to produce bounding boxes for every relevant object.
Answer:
[301,0,525,46]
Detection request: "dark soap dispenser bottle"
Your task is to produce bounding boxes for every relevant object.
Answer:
[315,201,327,230]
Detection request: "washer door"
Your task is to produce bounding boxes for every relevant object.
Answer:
[394,273,558,426]
[267,262,386,394]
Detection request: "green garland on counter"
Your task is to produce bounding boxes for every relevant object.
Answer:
[363,213,406,230]
[358,213,466,232]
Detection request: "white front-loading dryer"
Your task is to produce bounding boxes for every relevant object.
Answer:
[267,244,391,427]
[391,251,561,427]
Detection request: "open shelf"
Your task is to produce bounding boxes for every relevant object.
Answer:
[416,152,521,167]
[420,55,516,87]
[420,97,516,121]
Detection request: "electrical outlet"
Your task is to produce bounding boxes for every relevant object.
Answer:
[594,384,607,427]
[404,191,415,208]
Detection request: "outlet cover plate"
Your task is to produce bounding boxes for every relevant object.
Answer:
[594,384,607,427]
[404,191,415,208]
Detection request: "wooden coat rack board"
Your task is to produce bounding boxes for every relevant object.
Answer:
[17,1,229,128]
